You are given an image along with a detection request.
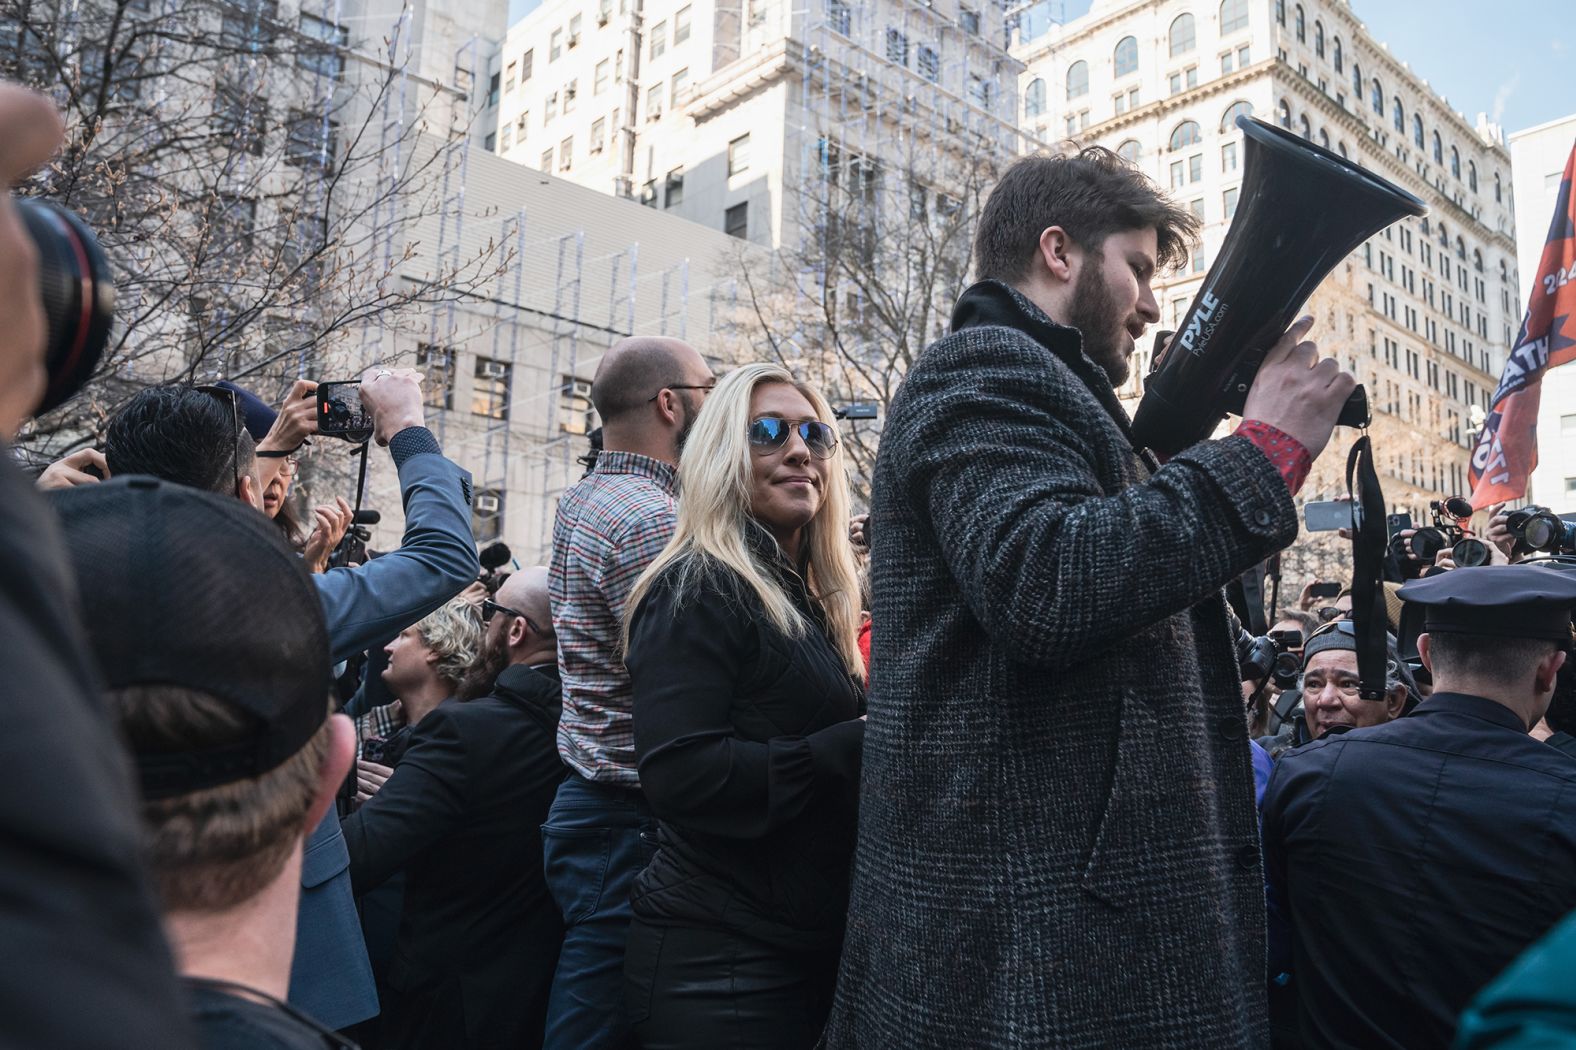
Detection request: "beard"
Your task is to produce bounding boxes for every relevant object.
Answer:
[456,626,510,700]
[1064,255,1135,388]
[674,390,704,453]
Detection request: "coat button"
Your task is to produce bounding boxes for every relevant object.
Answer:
[1217,715,1245,740]
[1237,844,1259,870]
[1253,508,1273,527]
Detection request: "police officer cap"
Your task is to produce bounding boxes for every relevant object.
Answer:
[1397,564,1576,644]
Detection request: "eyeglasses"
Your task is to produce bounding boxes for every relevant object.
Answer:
[748,417,838,460]
[1315,605,1346,623]
[481,597,547,637]
[646,382,716,403]
[194,384,243,495]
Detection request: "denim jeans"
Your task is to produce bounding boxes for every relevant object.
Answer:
[541,773,656,1050]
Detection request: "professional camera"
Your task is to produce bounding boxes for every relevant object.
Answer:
[1388,496,1491,578]
[1239,630,1303,690]
[1505,505,1576,557]
[326,510,379,569]
[18,199,116,416]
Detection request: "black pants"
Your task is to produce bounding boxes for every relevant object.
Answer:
[624,918,839,1050]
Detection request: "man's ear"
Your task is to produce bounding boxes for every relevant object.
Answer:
[1385,684,1409,720]
[1535,648,1568,697]
[1037,226,1077,285]
[303,713,355,833]
[652,389,682,429]
[238,473,264,511]
[508,614,529,649]
[1417,633,1434,677]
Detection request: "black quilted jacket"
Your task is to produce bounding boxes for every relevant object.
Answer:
[824,281,1298,1049]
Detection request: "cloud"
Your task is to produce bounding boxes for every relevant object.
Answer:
[1491,72,1521,124]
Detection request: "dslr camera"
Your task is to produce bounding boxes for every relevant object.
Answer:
[1240,629,1303,690]
[1388,496,1491,578]
[1504,506,1576,558]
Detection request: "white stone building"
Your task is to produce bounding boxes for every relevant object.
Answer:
[491,0,1025,247]
[1510,113,1576,513]
[1014,0,1520,516]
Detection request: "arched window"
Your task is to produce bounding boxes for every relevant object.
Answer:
[1024,78,1047,118]
[1294,4,1305,42]
[1468,161,1478,192]
[1499,258,1507,280]
[1370,79,1383,116]
[1221,0,1249,34]
[1220,99,1254,131]
[1432,130,1443,164]
[1337,140,1348,159]
[1314,21,1324,58]
[1451,146,1461,178]
[1352,62,1362,96]
[1455,236,1465,260]
[1392,97,1403,133]
[1277,98,1292,129]
[1298,113,1311,140]
[1474,248,1483,272]
[1066,60,1089,99]
[1413,113,1424,149]
[1438,222,1448,247]
[1421,217,1431,236]
[1169,13,1195,56]
[1170,120,1202,150]
[1114,36,1138,77]
[1494,172,1502,203]
[1117,139,1142,163]
[1318,128,1330,150]
[1333,36,1343,73]
[1275,0,1285,26]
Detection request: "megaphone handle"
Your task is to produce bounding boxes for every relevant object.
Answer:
[1336,384,1371,429]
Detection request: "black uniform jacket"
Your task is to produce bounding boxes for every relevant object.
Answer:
[1262,691,1576,1049]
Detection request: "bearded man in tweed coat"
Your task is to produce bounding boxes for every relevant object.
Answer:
[825,149,1358,1047]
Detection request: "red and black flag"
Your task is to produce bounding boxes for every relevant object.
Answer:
[1469,139,1576,508]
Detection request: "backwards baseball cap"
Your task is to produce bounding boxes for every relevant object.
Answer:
[52,476,331,799]
[1398,564,1576,646]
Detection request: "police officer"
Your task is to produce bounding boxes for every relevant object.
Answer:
[1261,564,1576,1049]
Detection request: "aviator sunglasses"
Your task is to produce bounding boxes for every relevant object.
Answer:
[748,417,838,460]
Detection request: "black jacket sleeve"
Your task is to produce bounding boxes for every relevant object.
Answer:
[627,566,864,840]
[341,704,469,893]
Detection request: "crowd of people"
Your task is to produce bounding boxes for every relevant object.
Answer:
[6,81,1576,1050]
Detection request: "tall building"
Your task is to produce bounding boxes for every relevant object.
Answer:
[492,0,1025,248]
[1014,0,1520,518]
[1509,114,1576,512]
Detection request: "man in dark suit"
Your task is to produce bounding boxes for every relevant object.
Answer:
[342,566,566,1049]
[1262,565,1576,1049]
[827,148,1356,1047]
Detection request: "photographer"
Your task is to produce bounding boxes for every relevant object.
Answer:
[52,367,480,1031]
[0,83,196,1049]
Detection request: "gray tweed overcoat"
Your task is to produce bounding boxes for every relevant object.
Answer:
[824,281,1298,1049]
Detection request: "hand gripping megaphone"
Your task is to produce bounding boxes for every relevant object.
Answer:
[1131,115,1426,456]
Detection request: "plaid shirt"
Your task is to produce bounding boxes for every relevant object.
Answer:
[550,450,678,786]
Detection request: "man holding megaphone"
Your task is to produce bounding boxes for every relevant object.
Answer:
[828,147,1357,1048]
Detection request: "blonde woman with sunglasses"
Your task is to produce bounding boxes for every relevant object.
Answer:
[621,363,866,1050]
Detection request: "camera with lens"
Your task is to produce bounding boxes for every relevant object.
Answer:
[16,198,116,418]
[1504,505,1576,558]
[1239,629,1303,690]
[1388,496,1491,578]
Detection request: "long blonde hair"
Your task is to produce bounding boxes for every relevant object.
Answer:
[625,363,864,678]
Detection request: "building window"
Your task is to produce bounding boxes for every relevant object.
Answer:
[484,131,496,150]
[828,0,851,36]
[1114,36,1138,77]
[1370,78,1383,116]
[1224,187,1240,218]
[1433,130,1443,164]
[540,148,552,171]
[1066,60,1089,98]
[505,61,516,93]
[517,113,528,140]
[569,13,582,46]
[1313,20,1324,58]
[725,201,748,239]
[471,357,511,419]
[298,12,348,78]
[1188,197,1204,220]
[959,6,979,34]
[885,27,908,66]
[1352,61,1361,96]
[1275,0,1285,25]
[1451,146,1461,179]
[564,79,578,113]
[1293,4,1304,42]
[1117,139,1141,163]
[416,344,455,409]
[1495,172,1503,203]
[500,125,512,149]
[1298,113,1310,139]
[1277,99,1291,129]
[651,21,666,58]
[1318,128,1329,150]
[546,92,557,121]
[647,83,663,120]
[672,67,688,100]
[1221,99,1253,132]
[918,45,940,81]
[1022,78,1047,119]
[551,28,562,61]
[1169,120,1201,150]
[522,49,534,81]
[1220,0,1249,34]
[590,117,605,152]
[559,375,594,435]
[1413,113,1424,149]
[471,488,504,543]
[1221,140,1238,172]
[665,167,684,207]
[1333,36,1343,73]
[675,4,692,43]
[1169,13,1194,56]
[285,111,338,172]
[559,136,573,170]
[728,133,750,175]
[595,59,609,94]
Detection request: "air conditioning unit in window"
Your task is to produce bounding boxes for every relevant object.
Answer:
[568,33,580,47]
[479,360,508,379]
[597,12,608,25]
[569,378,592,398]
[474,493,501,514]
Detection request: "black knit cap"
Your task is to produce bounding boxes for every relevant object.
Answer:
[1398,564,1576,645]
[53,476,331,799]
